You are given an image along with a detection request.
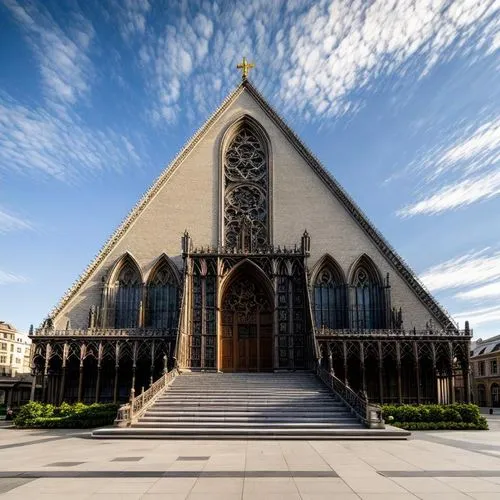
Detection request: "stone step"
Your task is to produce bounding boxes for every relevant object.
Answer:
[133,421,363,428]
[92,427,410,440]
[155,398,338,404]
[92,372,407,441]
[145,410,351,418]
[151,404,345,411]
[140,416,355,423]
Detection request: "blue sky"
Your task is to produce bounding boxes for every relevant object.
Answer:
[0,0,499,339]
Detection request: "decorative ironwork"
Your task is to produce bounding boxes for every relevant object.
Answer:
[315,328,472,338]
[33,328,177,338]
[223,278,270,322]
[317,365,384,429]
[224,126,268,250]
[115,368,178,426]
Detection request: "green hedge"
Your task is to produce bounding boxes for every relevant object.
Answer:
[14,401,119,429]
[381,403,488,430]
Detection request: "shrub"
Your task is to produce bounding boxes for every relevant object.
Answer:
[381,403,487,431]
[391,419,488,431]
[14,402,119,429]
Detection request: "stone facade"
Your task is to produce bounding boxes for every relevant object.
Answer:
[471,335,500,407]
[30,80,470,405]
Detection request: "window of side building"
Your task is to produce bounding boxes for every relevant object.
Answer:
[478,361,485,376]
[490,359,498,375]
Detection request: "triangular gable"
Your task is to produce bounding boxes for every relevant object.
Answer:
[50,79,455,329]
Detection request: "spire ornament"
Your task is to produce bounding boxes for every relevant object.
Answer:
[237,57,255,80]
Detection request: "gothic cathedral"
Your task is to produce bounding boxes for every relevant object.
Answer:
[31,75,471,406]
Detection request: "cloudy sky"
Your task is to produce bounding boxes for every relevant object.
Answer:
[0,0,498,338]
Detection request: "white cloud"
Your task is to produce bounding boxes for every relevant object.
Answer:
[397,169,500,217]
[0,93,141,182]
[437,118,500,174]
[396,116,500,217]
[131,0,498,124]
[453,305,500,327]
[2,0,95,109]
[456,281,500,300]
[0,209,32,234]
[0,270,26,285]
[112,0,151,40]
[420,248,500,292]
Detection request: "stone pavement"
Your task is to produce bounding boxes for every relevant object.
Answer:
[1,417,500,499]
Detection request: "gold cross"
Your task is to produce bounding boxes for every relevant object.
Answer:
[237,57,255,80]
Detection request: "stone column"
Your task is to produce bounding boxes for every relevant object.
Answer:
[327,344,333,374]
[378,341,384,404]
[396,342,402,404]
[342,340,348,385]
[77,344,85,402]
[360,341,367,395]
[59,342,68,405]
[414,341,421,404]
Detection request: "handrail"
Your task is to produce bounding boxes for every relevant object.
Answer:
[114,368,178,427]
[316,364,384,429]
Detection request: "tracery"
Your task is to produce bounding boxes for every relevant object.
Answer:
[224,125,268,249]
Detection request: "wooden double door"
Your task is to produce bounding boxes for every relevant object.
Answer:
[220,275,273,372]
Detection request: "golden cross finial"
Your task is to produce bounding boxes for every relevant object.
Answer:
[237,57,255,80]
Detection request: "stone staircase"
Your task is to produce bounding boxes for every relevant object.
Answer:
[92,372,409,439]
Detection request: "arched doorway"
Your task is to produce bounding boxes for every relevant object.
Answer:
[220,269,274,372]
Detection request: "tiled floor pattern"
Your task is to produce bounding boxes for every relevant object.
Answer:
[1,420,500,499]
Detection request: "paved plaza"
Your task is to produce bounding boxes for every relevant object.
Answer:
[1,416,500,499]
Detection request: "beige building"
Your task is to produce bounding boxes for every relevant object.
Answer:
[471,335,500,407]
[0,322,31,377]
[30,74,470,405]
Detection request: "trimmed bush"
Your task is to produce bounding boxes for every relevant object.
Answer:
[14,402,119,429]
[381,404,488,431]
[390,419,488,431]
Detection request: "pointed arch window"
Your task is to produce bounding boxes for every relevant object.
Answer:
[146,261,179,329]
[114,262,141,328]
[350,260,388,330]
[224,124,269,250]
[313,264,348,330]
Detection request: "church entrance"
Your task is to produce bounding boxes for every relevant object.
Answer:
[220,272,273,372]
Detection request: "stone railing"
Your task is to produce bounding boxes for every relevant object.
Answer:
[316,365,384,429]
[114,368,179,427]
[315,327,472,338]
[32,328,177,338]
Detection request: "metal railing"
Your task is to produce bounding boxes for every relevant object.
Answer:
[316,365,384,429]
[315,327,471,338]
[114,368,179,427]
[33,328,177,338]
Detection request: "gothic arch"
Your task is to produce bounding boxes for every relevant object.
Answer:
[218,259,275,372]
[144,253,181,286]
[219,114,273,249]
[219,259,274,304]
[106,253,143,329]
[107,252,144,286]
[347,254,383,285]
[310,254,346,287]
[310,254,348,330]
[348,254,387,330]
[145,254,180,330]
